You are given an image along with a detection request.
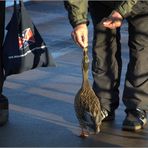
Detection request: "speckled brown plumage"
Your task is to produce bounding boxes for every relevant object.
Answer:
[74,47,102,137]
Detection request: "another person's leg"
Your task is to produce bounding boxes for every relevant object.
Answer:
[89,1,122,120]
[122,14,148,131]
[0,1,9,126]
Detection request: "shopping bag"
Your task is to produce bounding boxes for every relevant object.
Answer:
[3,0,56,77]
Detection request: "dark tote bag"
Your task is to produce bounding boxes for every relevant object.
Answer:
[3,0,56,77]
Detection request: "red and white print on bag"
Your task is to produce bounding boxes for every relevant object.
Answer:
[18,28,35,49]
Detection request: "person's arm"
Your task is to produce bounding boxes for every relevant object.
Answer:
[64,0,89,48]
[64,0,89,28]
[116,0,138,18]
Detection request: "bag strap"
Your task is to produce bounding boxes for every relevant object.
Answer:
[14,0,23,15]
[6,0,19,30]
[19,0,25,9]
[14,0,17,13]
[13,0,22,36]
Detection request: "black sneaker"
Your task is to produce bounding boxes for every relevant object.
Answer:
[101,108,115,121]
[122,108,147,131]
[0,94,9,126]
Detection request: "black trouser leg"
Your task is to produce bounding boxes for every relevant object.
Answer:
[0,1,8,126]
[123,14,148,110]
[89,2,122,112]
[0,1,5,95]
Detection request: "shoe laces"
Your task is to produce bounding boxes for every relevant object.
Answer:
[101,109,108,120]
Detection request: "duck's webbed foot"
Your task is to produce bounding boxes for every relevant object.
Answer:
[79,128,89,138]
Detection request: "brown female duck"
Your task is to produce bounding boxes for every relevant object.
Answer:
[74,47,102,138]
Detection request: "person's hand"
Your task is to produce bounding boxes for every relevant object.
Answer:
[71,23,88,48]
[102,11,123,29]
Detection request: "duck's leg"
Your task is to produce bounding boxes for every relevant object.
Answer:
[95,124,101,134]
[79,128,89,138]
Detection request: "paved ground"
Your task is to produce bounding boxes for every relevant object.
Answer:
[0,1,148,147]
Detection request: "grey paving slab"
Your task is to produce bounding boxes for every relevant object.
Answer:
[0,1,148,147]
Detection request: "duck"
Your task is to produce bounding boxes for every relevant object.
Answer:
[74,47,102,138]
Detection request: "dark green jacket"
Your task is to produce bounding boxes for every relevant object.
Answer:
[64,0,89,28]
[64,0,147,28]
[116,0,138,18]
